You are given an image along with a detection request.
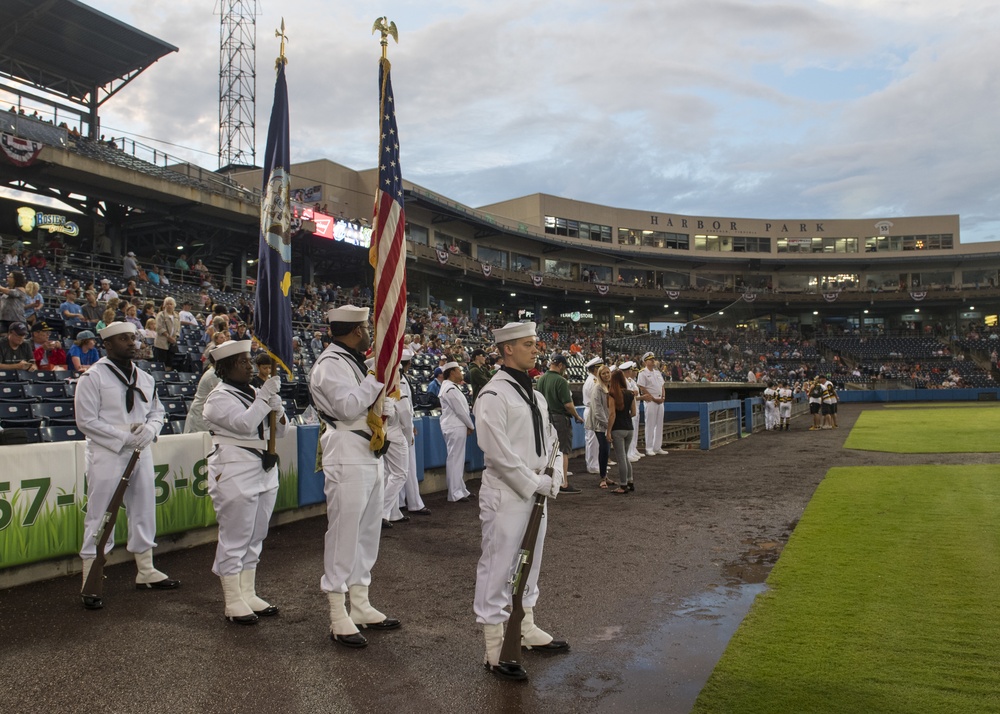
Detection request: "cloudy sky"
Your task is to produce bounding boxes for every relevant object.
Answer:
[47,1,1000,241]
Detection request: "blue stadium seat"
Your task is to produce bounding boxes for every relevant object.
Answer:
[39,425,85,442]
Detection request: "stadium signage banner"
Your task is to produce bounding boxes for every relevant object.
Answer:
[0,432,298,570]
[16,206,80,236]
[649,213,827,234]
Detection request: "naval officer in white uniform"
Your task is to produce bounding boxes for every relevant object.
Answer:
[636,351,667,456]
[309,305,400,648]
[439,361,474,502]
[75,321,177,609]
[582,357,602,473]
[473,321,567,681]
[203,339,287,624]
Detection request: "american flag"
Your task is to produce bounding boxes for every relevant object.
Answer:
[369,56,407,420]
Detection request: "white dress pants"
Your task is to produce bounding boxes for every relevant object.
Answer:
[473,485,546,625]
[320,460,384,593]
[644,401,664,452]
[584,406,598,471]
[382,431,409,520]
[443,428,471,501]
[400,440,426,512]
[81,449,157,559]
[207,460,278,576]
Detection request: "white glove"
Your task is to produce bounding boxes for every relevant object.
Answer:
[382,399,397,419]
[266,393,283,413]
[534,474,558,499]
[127,424,157,450]
[257,375,281,400]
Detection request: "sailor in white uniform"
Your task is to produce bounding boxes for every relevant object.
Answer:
[382,349,429,525]
[202,339,287,624]
[762,381,779,431]
[439,361,475,502]
[582,357,602,473]
[473,321,566,681]
[395,352,430,517]
[76,321,177,609]
[636,352,667,456]
[308,305,400,648]
[621,361,643,461]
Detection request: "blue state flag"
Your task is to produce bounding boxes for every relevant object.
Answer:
[253,61,294,376]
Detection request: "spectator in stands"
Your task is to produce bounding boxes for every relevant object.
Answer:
[147,266,161,286]
[121,280,142,299]
[426,366,444,405]
[3,246,19,267]
[204,328,228,366]
[185,349,221,435]
[409,334,424,354]
[68,330,100,372]
[23,281,42,326]
[31,322,66,370]
[178,301,199,327]
[310,330,324,355]
[59,290,85,334]
[97,279,118,302]
[192,258,208,274]
[251,353,274,389]
[0,270,28,333]
[81,290,102,326]
[123,251,139,280]
[141,302,156,324]
[176,253,190,273]
[96,308,115,333]
[26,251,46,269]
[0,322,36,371]
[154,297,180,370]
[124,303,143,330]
[234,322,251,341]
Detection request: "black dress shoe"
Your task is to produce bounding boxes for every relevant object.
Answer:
[253,605,279,617]
[456,497,470,503]
[381,519,393,529]
[524,639,570,653]
[226,613,259,626]
[485,661,528,681]
[357,617,401,631]
[627,483,635,492]
[81,594,103,610]
[330,632,368,648]
[136,577,181,590]
[407,507,431,515]
[389,515,410,523]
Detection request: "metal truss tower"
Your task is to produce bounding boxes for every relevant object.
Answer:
[218,0,257,170]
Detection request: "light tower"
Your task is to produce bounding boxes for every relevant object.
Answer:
[218,0,257,170]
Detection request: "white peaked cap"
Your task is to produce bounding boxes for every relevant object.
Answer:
[619,361,635,371]
[642,351,656,362]
[401,348,413,360]
[492,321,537,343]
[441,361,460,373]
[327,305,370,323]
[609,364,618,372]
[212,340,251,361]
[585,356,603,369]
[99,322,137,339]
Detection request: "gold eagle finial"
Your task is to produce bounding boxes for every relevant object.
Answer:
[372,16,398,59]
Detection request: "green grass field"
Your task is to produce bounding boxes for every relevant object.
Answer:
[883,402,998,408]
[694,466,1000,713]
[844,406,1000,452]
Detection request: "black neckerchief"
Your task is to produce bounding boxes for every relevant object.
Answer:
[104,358,148,412]
[501,366,544,456]
[333,340,368,376]
[223,378,264,439]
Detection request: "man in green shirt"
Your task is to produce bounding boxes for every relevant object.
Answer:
[468,349,491,403]
[536,354,583,493]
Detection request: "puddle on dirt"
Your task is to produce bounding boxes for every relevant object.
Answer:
[591,547,775,713]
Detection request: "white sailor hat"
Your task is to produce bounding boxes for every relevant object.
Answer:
[492,321,536,343]
[327,305,370,323]
[401,348,414,360]
[585,356,603,369]
[441,361,461,373]
[212,340,251,362]
[99,321,137,340]
[619,360,636,371]
[642,351,655,362]
[609,364,618,372]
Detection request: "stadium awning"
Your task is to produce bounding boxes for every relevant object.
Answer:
[0,0,178,105]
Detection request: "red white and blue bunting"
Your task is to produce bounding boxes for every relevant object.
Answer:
[822,292,840,302]
[665,290,680,300]
[435,248,449,265]
[481,262,493,277]
[531,274,543,287]
[742,292,757,303]
[0,133,43,167]
[596,283,610,296]
[910,291,927,301]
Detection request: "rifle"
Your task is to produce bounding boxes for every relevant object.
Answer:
[498,434,560,669]
[81,449,142,603]
[262,412,279,471]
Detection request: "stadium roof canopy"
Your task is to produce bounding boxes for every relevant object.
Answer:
[0,0,178,106]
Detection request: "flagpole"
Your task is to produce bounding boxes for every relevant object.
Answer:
[366,17,404,455]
